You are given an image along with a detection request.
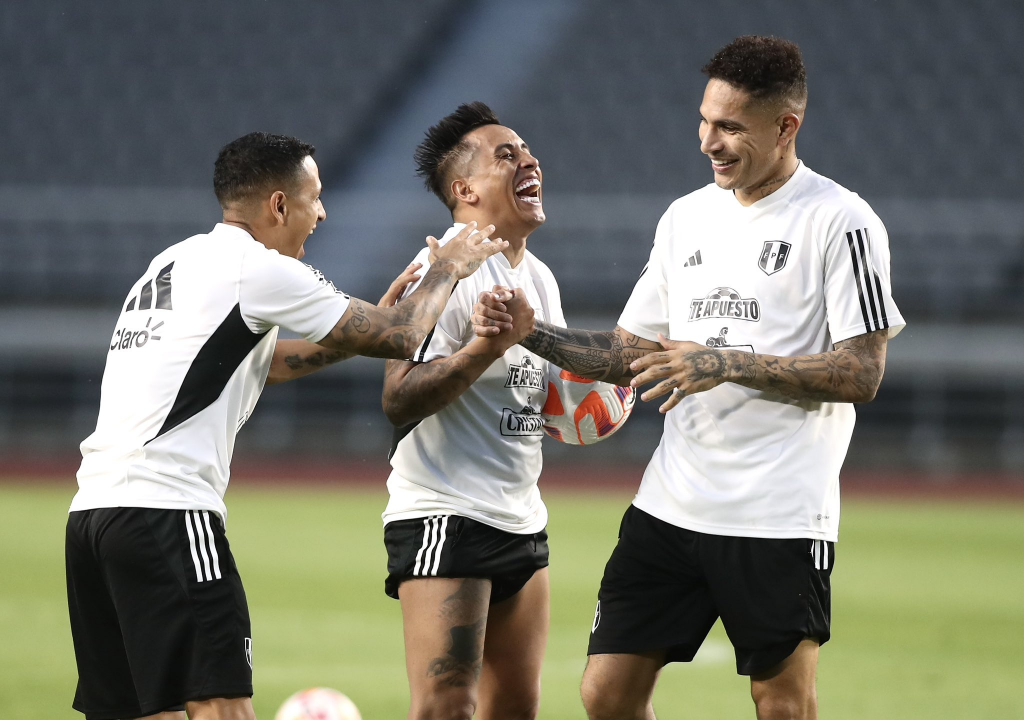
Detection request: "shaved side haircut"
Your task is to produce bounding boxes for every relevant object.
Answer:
[414,102,500,210]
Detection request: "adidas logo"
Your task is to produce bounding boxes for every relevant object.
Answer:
[683,250,702,267]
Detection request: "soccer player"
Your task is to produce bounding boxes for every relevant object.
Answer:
[65,131,505,720]
[381,102,559,720]
[473,37,905,720]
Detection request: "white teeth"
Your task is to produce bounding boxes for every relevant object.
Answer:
[516,178,540,192]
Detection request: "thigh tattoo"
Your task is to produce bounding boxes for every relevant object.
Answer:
[426,580,489,687]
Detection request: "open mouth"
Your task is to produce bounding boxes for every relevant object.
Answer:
[515,178,542,206]
[711,158,738,173]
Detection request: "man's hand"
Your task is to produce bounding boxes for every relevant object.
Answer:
[427,222,507,279]
[472,285,516,336]
[473,286,534,356]
[378,262,423,307]
[629,333,729,413]
[630,328,889,412]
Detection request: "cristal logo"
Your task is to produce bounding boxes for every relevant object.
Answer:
[689,286,760,322]
[110,316,164,351]
[505,356,544,389]
[500,403,545,436]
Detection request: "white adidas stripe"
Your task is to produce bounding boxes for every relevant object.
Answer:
[185,512,203,582]
[412,517,434,576]
[202,511,222,580]
[185,511,222,582]
[412,516,449,577]
[430,516,449,576]
[193,511,213,581]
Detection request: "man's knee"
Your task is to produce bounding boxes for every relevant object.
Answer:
[411,686,478,720]
[183,696,255,720]
[581,674,640,720]
[750,684,816,720]
[481,693,539,720]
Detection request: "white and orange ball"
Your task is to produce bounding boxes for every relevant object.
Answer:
[274,687,361,720]
[541,369,635,445]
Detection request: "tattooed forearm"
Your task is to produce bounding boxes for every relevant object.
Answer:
[383,338,504,426]
[723,329,887,403]
[320,262,460,360]
[267,340,354,385]
[519,321,659,385]
[283,350,351,371]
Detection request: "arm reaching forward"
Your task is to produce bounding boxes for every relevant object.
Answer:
[317,222,505,360]
[472,287,661,385]
[474,287,888,411]
[629,329,888,412]
[267,261,425,385]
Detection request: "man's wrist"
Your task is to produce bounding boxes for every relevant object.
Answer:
[719,348,743,384]
[428,258,459,278]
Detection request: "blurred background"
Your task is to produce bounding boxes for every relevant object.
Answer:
[2,0,1023,481]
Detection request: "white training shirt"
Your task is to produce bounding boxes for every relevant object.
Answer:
[618,162,905,542]
[384,224,565,534]
[71,223,350,523]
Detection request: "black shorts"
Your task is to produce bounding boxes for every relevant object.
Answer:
[384,514,549,604]
[588,505,834,676]
[65,507,253,720]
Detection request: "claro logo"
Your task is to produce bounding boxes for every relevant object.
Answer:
[110,317,164,351]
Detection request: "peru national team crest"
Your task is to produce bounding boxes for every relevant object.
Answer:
[759,240,791,275]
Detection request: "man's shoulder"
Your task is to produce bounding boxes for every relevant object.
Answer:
[795,166,877,217]
[523,249,558,286]
[666,182,724,212]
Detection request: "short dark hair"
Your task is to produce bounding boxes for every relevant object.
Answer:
[414,102,500,210]
[213,132,316,208]
[702,36,807,110]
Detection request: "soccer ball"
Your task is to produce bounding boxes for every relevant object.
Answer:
[541,369,635,445]
[275,688,361,720]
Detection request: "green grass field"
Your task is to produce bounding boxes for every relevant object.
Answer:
[2,483,1022,719]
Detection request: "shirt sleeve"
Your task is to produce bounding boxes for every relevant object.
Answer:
[238,247,351,342]
[399,248,466,363]
[616,206,672,341]
[821,198,906,344]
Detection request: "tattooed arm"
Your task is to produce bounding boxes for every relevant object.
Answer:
[266,261,424,386]
[629,329,889,412]
[518,322,663,385]
[316,222,505,361]
[383,289,535,427]
[471,288,661,385]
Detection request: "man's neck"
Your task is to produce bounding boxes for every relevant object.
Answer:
[734,153,800,207]
[454,215,530,268]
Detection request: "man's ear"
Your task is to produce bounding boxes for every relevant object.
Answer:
[451,178,477,205]
[269,190,287,224]
[778,112,801,147]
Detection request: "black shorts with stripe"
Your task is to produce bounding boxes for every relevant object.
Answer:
[65,507,253,720]
[384,514,549,604]
[588,505,834,676]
